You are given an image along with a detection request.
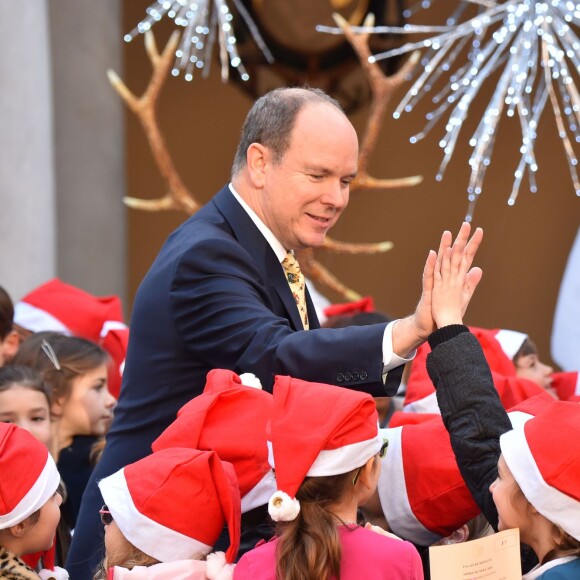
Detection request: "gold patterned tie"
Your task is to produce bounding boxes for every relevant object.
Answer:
[281,252,309,330]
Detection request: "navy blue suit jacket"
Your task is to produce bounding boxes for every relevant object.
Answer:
[67,186,399,577]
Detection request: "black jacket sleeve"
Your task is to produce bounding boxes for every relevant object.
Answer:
[425,326,512,530]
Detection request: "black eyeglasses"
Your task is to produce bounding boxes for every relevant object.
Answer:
[378,439,389,459]
[352,440,389,486]
[99,505,113,526]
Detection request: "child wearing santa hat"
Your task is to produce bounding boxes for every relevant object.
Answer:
[13,279,128,399]
[403,326,557,414]
[0,422,68,579]
[234,376,423,580]
[13,333,117,537]
[426,238,580,578]
[358,417,481,548]
[95,448,241,579]
[152,369,276,557]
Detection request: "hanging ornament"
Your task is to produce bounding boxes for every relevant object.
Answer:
[125,0,274,82]
[319,0,580,220]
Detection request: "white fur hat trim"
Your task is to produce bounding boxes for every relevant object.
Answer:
[239,373,262,389]
[99,468,212,562]
[268,490,301,522]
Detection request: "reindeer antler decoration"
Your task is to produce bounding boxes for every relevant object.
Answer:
[339,13,422,193]
[110,16,422,300]
[108,32,198,214]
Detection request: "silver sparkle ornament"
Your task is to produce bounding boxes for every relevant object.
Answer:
[125,0,274,82]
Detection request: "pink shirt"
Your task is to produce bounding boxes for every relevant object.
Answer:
[234,525,423,579]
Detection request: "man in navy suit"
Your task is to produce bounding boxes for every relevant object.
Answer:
[67,87,482,577]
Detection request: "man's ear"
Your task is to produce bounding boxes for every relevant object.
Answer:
[246,143,269,188]
[1,330,20,363]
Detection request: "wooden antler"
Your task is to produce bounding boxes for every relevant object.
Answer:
[333,12,423,192]
[299,13,421,298]
[297,248,363,301]
[107,31,199,214]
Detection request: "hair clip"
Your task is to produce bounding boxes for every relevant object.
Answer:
[41,339,61,371]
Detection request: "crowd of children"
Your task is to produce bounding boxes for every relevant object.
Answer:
[1,243,579,580]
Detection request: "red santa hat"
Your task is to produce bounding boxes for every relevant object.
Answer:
[404,327,532,413]
[152,369,276,513]
[0,423,60,530]
[506,392,554,423]
[323,296,375,319]
[99,324,129,399]
[14,279,128,398]
[98,448,241,563]
[388,411,441,428]
[403,343,439,413]
[14,279,126,344]
[267,375,382,522]
[382,396,554,545]
[501,399,580,540]
[378,419,480,545]
[550,371,580,402]
[470,327,528,375]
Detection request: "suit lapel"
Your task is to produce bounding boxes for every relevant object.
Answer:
[212,187,308,331]
[305,286,320,330]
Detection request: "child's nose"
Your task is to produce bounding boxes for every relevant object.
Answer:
[106,391,117,408]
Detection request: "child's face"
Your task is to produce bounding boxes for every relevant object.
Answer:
[489,455,530,537]
[55,364,116,439]
[22,492,62,555]
[0,385,51,448]
[515,354,554,393]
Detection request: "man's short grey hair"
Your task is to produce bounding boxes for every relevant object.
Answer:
[231,87,343,177]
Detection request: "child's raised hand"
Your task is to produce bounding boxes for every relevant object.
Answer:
[411,223,481,339]
[431,224,483,329]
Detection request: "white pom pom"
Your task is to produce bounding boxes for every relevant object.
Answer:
[268,490,300,521]
[239,373,262,389]
[38,567,69,580]
[206,552,235,580]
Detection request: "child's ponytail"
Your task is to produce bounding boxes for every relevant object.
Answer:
[275,472,356,580]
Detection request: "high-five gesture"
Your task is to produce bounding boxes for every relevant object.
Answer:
[431,223,483,329]
[392,222,483,356]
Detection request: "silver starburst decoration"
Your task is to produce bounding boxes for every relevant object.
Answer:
[125,0,274,82]
[319,0,580,220]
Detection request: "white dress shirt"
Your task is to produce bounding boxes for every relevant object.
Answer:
[229,184,414,373]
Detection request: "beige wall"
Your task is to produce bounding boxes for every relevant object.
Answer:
[123,2,580,366]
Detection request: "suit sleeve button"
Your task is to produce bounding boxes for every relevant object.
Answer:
[337,373,344,382]
[360,371,368,380]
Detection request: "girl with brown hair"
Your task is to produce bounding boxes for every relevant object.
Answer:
[234,375,423,580]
